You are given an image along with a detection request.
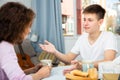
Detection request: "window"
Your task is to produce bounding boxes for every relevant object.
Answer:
[61,0,83,36]
[61,0,75,36]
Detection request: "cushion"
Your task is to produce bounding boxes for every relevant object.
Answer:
[14,39,36,57]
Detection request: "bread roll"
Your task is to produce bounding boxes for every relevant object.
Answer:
[70,69,88,77]
[65,73,91,80]
[88,68,98,80]
[65,68,98,80]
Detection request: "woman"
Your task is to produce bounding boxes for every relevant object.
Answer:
[0,2,51,80]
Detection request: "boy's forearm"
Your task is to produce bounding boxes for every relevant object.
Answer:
[53,50,71,64]
[93,59,113,70]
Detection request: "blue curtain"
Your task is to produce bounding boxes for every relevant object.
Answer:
[30,0,65,54]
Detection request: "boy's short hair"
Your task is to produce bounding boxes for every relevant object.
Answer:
[83,4,106,20]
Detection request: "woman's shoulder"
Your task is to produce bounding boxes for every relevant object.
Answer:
[0,41,12,46]
[0,41,13,50]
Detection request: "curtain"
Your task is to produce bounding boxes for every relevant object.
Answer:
[30,0,65,54]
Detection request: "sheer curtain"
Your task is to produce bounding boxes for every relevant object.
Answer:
[30,0,65,54]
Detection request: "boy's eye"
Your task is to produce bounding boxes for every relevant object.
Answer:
[83,18,86,21]
[89,19,92,21]
[88,19,93,22]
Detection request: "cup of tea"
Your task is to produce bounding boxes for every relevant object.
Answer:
[40,59,52,66]
[82,60,94,72]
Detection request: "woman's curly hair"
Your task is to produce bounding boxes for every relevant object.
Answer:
[0,2,35,44]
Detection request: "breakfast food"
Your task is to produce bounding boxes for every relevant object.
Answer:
[65,68,98,80]
[70,69,88,77]
[65,73,91,80]
[88,68,98,80]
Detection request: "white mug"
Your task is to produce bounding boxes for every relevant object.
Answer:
[40,59,52,66]
[82,60,94,72]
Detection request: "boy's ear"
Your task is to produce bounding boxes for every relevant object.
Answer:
[99,19,104,25]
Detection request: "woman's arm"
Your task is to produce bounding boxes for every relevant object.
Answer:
[32,66,51,80]
[24,63,43,75]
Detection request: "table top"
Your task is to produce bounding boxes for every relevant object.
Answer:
[42,65,72,80]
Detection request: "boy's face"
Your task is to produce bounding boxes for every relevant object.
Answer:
[83,13,103,34]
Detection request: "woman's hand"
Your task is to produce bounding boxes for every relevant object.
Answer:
[24,63,43,74]
[35,66,52,79]
[33,63,43,73]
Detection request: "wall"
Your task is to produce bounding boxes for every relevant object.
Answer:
[64,36,78,53]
